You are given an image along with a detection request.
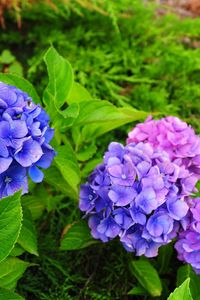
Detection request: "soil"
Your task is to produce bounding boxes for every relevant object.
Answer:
[157,0,200,17]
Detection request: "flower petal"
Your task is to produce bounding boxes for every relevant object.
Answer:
[29,165,44,183]
[0,157,12,174]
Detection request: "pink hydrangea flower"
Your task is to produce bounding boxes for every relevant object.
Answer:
[127,116,200,180]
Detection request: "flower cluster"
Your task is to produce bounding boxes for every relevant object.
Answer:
[175,197,200,274]
[127,116,200,179]
[80,142,193,257]
[79,115,200,273]
[0,82,55,197]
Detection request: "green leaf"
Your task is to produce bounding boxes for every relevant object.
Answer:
[128,285,148,296]
[73,100,124,125]
[60,220,98,250]
[177,264,200,300]
[77,144,97,161]
[53,103,80,128]
[82,106,147,140]
[55,144,80,196]
[10,244,24,257]
[22,195,45,221]
[22,185,48,220]
[59,103,79,119]
[44,166,76,199]
[168,279,193,300]
[158,243,173,274]
[53,98,147,135]
[0,191,22,263]
[0,257,29,290]
[17,207,38,256]
[75,101,147,125]
[73,101,147,140]
[0,287,24,300]
[0,73,40,104]
[130,258,162,297]
[43,46,74,109]
[0,50,15,64]
[8,62,23,76]
[67,82,93,104]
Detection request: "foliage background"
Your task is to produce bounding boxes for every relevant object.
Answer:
[1,0,200,299]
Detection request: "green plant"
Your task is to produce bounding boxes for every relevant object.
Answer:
[0,1,200,299]
[0,46,146,299]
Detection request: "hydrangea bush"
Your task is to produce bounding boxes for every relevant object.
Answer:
[79,115,200,280]
[0,82,55,197]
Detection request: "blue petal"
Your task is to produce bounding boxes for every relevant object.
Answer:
[0,157,12,174]
[0,121,10,138]
[36,149,55,169]
[44,128,54,143]
[0,138,9,158]
[12,120,28,138]
[29,165,44,183]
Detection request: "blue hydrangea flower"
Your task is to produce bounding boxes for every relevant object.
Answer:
[79,142,194,257]
[0,82,56,197]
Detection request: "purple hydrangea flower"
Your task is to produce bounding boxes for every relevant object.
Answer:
[0,82,55,197]
[79,141,193,257]
[127,116,200,180]
[175,197,200,274]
